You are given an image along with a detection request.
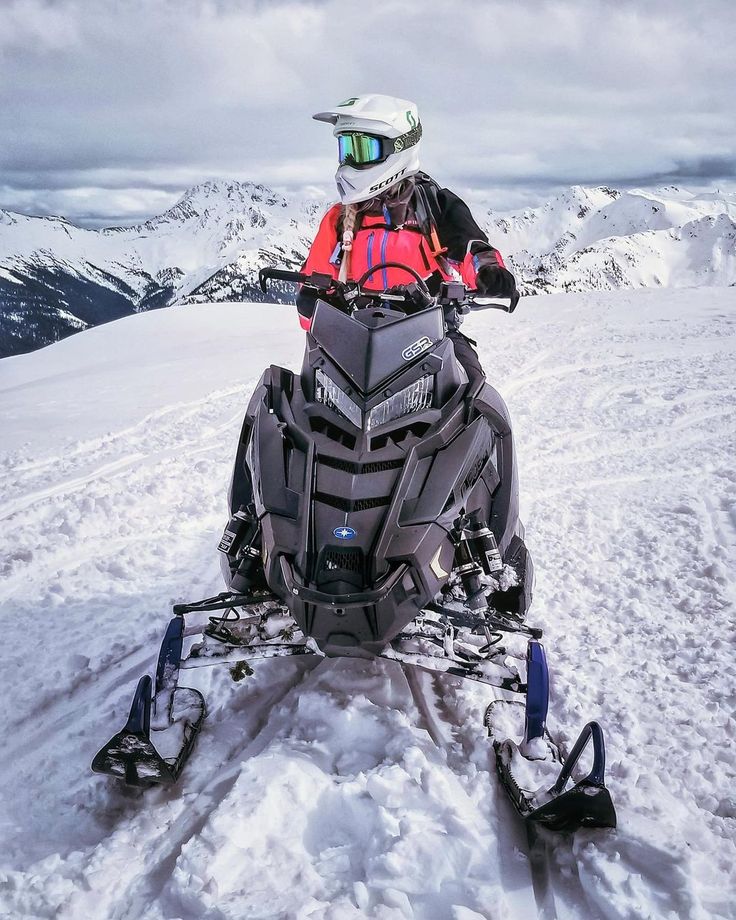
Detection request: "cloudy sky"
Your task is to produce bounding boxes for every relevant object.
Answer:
[1,0,734,225]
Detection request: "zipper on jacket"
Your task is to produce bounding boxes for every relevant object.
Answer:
[380,230,389,288]
[366,231,375,276]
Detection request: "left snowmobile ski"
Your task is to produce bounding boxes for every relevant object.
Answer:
[91,616,205,786]
[92,264,616,833]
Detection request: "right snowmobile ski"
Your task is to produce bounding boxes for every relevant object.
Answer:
[485,642,616,832]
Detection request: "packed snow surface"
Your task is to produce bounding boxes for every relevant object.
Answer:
[0,288,735,919]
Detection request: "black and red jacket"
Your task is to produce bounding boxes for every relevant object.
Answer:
[297,172,507,329]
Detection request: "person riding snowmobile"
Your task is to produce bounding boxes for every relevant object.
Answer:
[297,93,517,387]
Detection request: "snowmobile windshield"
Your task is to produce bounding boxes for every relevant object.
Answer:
[337,132,386,167]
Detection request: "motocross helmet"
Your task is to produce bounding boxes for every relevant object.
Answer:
[313,94,422,205]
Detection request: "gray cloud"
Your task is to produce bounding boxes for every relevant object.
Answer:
[1,0,734,224]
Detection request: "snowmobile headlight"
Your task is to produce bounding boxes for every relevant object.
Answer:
[366,376,434,431]
[315,368,362,429]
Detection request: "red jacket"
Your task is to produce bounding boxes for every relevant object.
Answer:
[297,174,507,329]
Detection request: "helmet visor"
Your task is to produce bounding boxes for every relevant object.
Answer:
[337,132,385,167]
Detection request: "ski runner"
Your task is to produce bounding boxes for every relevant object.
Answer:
[297,94,517,387]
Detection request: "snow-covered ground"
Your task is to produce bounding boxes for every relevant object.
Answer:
[0,288,734,919]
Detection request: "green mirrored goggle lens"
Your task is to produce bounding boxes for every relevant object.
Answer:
[337,133,383,165]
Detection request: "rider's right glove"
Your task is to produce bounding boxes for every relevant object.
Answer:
[476,265,517,299]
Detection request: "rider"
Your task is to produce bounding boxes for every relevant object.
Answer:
[297,94,517,387]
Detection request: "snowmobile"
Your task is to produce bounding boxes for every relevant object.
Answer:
[92,263,616,834]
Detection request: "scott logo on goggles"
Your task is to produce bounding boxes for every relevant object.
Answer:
[369,167,407,193]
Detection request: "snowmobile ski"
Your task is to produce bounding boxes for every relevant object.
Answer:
[92,617,205,786]
[486,642,616,833]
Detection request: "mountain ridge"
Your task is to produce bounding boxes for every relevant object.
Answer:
[1,180,734,357]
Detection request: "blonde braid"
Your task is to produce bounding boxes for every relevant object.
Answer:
[338,204,358,284]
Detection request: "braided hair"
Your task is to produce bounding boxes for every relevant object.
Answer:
[337,203,358,283]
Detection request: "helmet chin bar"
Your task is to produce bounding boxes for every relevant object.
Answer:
[334,146,421,205]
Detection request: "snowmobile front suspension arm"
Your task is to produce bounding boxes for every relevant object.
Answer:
[426,601,543,640]
[172,591,276,616]
[181,642,321,669]
[381,647,525,695]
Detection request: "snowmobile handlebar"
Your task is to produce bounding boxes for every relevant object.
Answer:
[258,265,519,314]
[258,267,337,294]
[354,263,429,292]
[468,290,520,313]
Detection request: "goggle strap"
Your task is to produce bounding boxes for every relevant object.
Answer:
[392,121,423,154]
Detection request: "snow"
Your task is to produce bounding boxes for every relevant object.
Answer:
[0,267,22,285]
[484,185,736,292]
[0,288,735,918]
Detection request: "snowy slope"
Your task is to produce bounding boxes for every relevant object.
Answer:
[1,289,735,919]
[0,180,321,297]
[2,181,734,358]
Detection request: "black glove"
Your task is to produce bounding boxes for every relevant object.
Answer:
[476,265,517,299]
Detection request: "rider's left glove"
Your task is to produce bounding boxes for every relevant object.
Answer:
[476,266,517,299]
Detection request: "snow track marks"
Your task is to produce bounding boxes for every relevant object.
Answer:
[1,290,734,919]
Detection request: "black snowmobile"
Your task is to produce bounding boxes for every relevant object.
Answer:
[93,264,616,834]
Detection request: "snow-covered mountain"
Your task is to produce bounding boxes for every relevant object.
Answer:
[484,184,736,293]
[1,180,734,357]
[0,181,324,358]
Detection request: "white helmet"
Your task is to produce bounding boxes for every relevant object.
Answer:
[313,94,422,205]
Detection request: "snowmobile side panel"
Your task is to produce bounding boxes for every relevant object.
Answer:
[252,405,300,519]
[471,382,519,553]
[397,416,493,525]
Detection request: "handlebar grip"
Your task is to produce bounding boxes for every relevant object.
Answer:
[258,267,310,293]
[467,293,519,313]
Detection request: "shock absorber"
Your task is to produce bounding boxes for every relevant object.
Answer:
[465,510,504,576]
[453,512,504,609]
[218,505,264,592]
[453,517,485,609]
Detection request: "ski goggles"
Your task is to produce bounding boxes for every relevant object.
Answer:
[337,132,386,167]
[337,122,422,168]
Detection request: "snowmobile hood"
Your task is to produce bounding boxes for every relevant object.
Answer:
[309,301,444,394]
